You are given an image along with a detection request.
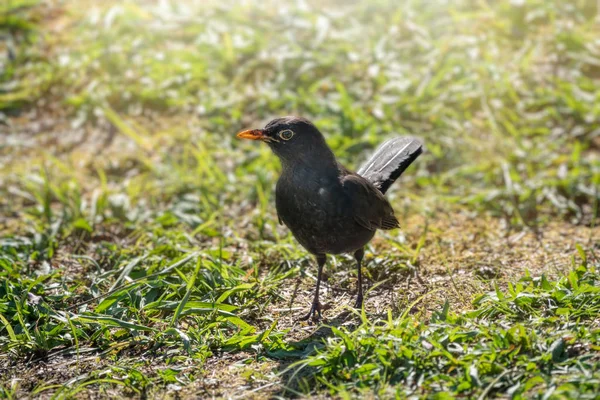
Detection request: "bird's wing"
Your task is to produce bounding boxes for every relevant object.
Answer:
[357,136,423,194]
[341,174,400,231]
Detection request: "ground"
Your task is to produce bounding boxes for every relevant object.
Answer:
[1,0,599,399]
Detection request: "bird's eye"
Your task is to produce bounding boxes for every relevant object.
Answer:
[278,129,294,140]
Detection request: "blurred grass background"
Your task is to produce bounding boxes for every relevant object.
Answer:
[1,0,599,398]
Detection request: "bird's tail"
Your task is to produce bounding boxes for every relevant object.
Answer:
[357,137,423,194]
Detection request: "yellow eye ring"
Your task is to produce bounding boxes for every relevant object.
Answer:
[278,129,294,140]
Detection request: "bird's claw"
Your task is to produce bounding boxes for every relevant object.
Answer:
[298,301,322,322]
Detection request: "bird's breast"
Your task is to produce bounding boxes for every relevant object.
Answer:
[276,173,339,217]
[275,172,373,254]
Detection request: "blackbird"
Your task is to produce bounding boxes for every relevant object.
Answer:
[237,116,423,321]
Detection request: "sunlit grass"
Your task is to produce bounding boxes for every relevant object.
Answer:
[1,0,599,397]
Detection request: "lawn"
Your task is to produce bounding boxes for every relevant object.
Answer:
[1,0,599,398]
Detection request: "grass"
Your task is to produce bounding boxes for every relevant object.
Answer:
[289,261,599,398]
[1,0,599,398]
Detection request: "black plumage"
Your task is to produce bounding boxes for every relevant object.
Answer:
[357,137,424,195]
[237,116,423,321]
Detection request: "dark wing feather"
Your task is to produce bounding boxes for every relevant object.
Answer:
[342,175,400,231]
[357,137,423,194]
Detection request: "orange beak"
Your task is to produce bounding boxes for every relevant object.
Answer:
[236,129,266,141]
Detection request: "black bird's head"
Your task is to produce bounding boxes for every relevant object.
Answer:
[236,116,335,166]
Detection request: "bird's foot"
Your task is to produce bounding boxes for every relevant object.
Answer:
[353,294,364,309]
[298,301,322,323]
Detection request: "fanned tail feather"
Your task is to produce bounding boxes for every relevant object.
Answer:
[357,137,423,194]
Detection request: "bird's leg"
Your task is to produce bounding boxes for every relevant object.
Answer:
[353,248,365,309]
[298,254,326,322]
